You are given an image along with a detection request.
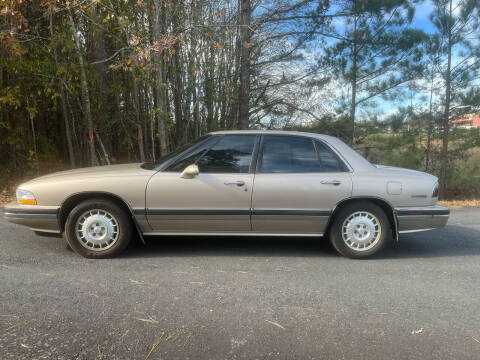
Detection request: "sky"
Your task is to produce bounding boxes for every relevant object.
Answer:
[313,1,442,122]
[361,2,438,120]
[411,2,435,34]
[261,1,476,124]
[367,1,479,120]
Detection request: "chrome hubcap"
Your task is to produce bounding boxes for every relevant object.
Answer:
[76,209,119,251]
[342,211,381,251]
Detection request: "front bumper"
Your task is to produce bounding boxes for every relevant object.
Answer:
[3,202,61,234]
[395,205,449,233]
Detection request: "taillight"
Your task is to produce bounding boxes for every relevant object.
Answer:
[432,184,439,198]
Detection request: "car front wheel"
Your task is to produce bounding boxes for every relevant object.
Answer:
[329,202,390,259]
[64,199,132,258]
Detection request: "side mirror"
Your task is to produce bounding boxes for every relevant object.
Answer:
[180,164,199,179]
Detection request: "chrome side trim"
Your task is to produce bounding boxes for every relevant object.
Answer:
[138,208,331,217]
[143,232,324,237]
[143,209,251,216]
[4,212,57,219]
[398,228,435,234]
[394,205,449,212]
[396,209,450,216]
[32,228,62,234]
[252,209,331,216]
[4,208,58,215]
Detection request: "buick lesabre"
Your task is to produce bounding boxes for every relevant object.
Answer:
[4,131,449,258]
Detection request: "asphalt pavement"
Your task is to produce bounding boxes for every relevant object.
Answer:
[1,207,480,359]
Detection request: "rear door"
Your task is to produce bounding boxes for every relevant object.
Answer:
[145,135,258,233]
[251,135,352,234]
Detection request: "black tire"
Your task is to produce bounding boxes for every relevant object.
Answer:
[329,202,390,259]
[64,198,132,258]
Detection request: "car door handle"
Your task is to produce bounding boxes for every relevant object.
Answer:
[321,180,341,186]
[224,180,245,187]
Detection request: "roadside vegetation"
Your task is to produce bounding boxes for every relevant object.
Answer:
[1,0,479,201]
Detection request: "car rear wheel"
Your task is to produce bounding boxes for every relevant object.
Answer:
[329,202,389,259]
[64,199,132,258]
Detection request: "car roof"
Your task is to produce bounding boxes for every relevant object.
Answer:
[209,129,334,141]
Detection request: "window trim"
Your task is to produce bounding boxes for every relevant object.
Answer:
[316,138,353,172]
[256,134,352,174]
[314,139,349,173]
[157,135,220,172]
[163,134,259,174]
[158,133,352,174]
[248,135,261,173]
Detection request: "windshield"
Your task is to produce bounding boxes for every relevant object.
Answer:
[141,135,210,170]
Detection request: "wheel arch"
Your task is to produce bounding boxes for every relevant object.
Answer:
[58,191,145,243]
[325,196,398,241]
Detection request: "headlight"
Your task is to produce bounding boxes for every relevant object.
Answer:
[16,189,37,205]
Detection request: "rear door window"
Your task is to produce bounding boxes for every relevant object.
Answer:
[315,141,346,172]
[259,136,321,173]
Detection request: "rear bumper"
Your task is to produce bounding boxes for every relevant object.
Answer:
[3,202,61,234]
[395,205,449,233]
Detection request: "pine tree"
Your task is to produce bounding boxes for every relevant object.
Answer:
[322,0,426,145]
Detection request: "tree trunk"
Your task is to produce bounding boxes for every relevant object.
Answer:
[66,93,82,166]
[152,0,169,156]
[29,115,40,176]
[205,42,216,132]
[136,125,146,163]
[148,83,156,162]
[238,0,251,129]
[132,73,145,162]
[94,128,111,165]
[439,0,453,199]
[90,4,112,160]
[171,7,185,145]
[68,8,95,166]
[349,15,358,146]
[172,47,184,144]
[59,84,76,168]
[49,8,75,168]
[425,72,435,172]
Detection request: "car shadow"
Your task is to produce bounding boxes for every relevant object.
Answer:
[126,235,338,258]
[122,225,480,260]
[379,225,480,259]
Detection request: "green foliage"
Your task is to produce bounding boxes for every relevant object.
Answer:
[364,129,480,199]
[446,150,480,199]
[366,133,425,169]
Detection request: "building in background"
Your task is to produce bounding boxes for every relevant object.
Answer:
[450,113,480,129]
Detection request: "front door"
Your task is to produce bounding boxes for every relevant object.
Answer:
[145,134,258,233]
[251,135,353,234]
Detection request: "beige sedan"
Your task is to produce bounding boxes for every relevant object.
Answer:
[4,130,449,259]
